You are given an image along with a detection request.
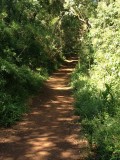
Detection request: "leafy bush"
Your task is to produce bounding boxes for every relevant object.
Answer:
[0,1,65,127]
[72,67,120,159]
[0,92,26,127]
[71,1,120,158]
[0,57,47,126]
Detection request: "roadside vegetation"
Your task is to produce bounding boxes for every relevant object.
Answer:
[0,0,66,126]
[0,1,120,159]
[71,0,120,159]
[0,0,82,127]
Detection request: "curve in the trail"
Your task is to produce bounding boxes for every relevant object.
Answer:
[0,57,88,160]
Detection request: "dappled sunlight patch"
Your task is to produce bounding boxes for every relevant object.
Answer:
[61,150,74,158]
[65,59,78,63]
[57,117,72,122]
[37,151,50,156]
[0,136,21,143]
[0,56,89,160]
[25,151,51,159]
[59,68,74,72]
[78,139,88,147]
[53,86,72,90]
[29,111,42,115]
[28,140,56,149]
[43,104,51,108]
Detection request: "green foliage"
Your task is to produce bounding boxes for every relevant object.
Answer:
[71,0,120,159]
[0,0,66,127]
[0,57,45,126]
[0,93,26,127]
[72,67,120,159]
[61,14,81,54]
[0,2,120,160]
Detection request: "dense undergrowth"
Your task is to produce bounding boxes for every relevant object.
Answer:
[0,0,66,127]
[71,1,120,159]
[0,0,82,127]
[0,0,83,127]
[0,1,120,159]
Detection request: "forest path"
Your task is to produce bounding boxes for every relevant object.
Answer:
[0,57,88,160]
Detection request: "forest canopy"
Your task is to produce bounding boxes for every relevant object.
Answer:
[0,0,120,159]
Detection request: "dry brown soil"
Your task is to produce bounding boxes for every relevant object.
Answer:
[0,57,88,160]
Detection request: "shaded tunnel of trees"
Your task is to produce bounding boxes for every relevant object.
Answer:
[0,0,120,159]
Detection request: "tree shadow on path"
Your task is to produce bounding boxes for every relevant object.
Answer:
[0,56,89,160]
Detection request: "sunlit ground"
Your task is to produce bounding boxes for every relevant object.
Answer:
[0,57,89,160]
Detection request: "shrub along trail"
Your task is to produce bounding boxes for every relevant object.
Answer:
[0,57,88,160]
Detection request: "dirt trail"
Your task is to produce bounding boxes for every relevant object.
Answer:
[0,57,88,160]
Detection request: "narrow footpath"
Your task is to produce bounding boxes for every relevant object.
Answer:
[0,57,88,160]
